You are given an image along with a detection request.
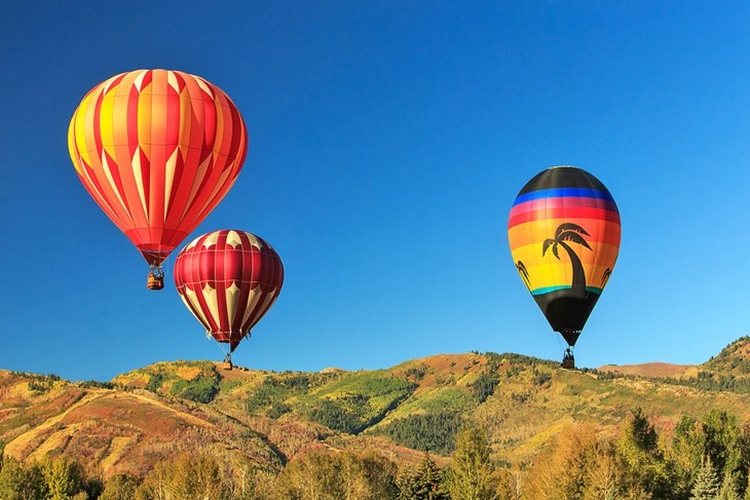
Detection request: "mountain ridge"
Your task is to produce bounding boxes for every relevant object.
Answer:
[3,336,750,478]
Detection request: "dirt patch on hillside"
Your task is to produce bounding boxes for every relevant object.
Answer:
[598,362,692,378]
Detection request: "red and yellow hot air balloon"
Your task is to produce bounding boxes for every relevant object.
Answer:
[173,230,284,368]
[68,69,248,290]
[508,166,621,368]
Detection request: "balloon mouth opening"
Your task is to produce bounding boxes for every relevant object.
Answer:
[209,331,250,353]
[140,250,172,266]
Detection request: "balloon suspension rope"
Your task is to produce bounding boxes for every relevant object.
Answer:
[207,331,230,361]
[149,264,164,278]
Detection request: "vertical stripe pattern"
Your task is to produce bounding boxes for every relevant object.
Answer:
[68,69,248,266]
[173,230,284,352]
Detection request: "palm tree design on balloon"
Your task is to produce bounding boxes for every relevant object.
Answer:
[543,223,592,298]
[516,260,531,288]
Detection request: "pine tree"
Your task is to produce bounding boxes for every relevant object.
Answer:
[399,452,449,500]
[691,456,720,500]
[101,474,138,500]
[448,423,498,500]
[718,472,741,500]
[43,457,87,500]
[0,457,48,500]
[617,408,671,498]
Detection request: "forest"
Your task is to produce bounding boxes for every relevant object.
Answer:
[2,406,750,500]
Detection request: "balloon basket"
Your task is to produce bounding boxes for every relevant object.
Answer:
[147,274,164,291]
[561,348,575,369]
[223,354,233,371]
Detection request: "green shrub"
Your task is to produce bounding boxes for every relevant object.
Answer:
[170,376,220,404]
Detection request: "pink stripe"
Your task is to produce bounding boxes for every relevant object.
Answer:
[510,196,618,218]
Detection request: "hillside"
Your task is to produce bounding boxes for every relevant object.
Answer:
[4,337,750,478]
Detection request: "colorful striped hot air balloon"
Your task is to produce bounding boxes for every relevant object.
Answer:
[508,166,621,367]
[68,69,248,290]
[173,230,284,368]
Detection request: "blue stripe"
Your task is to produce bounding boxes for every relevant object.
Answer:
[514,188,614,205]
[531,285,603,296]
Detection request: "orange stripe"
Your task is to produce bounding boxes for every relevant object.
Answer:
[508,218,621,249]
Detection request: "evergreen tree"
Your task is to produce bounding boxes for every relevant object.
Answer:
[718,472,741,500]
[691,456,720,500]
[398,452,449,500]
[671,415,703,499]
[42,457,87,500]
[398,475,420,500]
[671,410,750,499]
[719,485,741,500]
[0,457,48,500]
[617,408,671,498]
[702,411,738,476]
[101,474,138,500]
[448,423,498,500]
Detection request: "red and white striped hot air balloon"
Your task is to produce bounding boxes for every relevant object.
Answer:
[68,69,248,290]
[173,230,284,366]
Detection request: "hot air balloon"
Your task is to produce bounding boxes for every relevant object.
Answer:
[173,230,284,369]
[507,166,621,368]
[68,69,248,290]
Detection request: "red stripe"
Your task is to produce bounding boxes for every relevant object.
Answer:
[201,86,217,158]
[92,87,104,159]
[508,206,621,229]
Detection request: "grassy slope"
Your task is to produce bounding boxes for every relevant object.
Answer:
[4,338,750,476]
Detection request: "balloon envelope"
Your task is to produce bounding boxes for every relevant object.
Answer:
[68,69,248,268]
[507,166,621,346]
[174,230,284,352]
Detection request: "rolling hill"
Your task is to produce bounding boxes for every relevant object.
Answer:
[4,337,750,478]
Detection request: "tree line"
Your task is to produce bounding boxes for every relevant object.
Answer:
[3,407,750,499]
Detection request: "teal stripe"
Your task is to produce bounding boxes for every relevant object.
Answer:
[531,285,603,296]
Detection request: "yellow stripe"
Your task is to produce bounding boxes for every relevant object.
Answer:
[240,287,264,328]
[70,91,96,168]
[100,151,127,212]
[163,148,178,221]
[226,282,241,328]
[183,288,211,328]
[131,146,148,221]
[137,85,153,153]
[98,89,117,154]
[510,242,619,268]
[203,284,220,329]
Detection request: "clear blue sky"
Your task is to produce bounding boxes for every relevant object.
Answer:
[2,1,750,381]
